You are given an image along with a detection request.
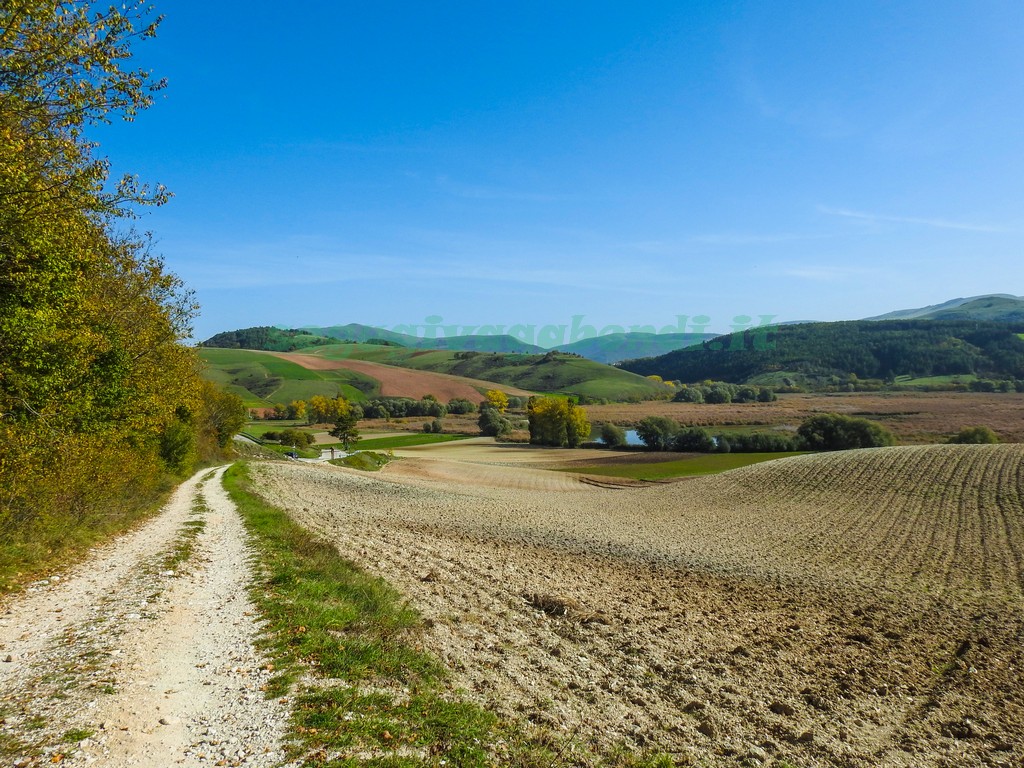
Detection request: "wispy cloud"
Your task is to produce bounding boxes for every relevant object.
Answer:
[818,205,1002,233]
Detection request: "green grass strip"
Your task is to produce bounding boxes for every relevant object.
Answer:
[328,452,391,472]
[350,433,470,451]
[563,452,808,480]
[223,463,495,766]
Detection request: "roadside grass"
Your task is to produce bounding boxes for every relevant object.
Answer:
[261,443,322,459]
[562,452,808,480]
[223,463,679,767]
[0,478,178,596]
[328,451,392,471]
[350,433,470,451]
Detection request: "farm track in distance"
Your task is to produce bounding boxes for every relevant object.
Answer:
[252,443,1024,767]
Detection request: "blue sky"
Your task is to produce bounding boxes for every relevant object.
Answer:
[97,1,1024,343]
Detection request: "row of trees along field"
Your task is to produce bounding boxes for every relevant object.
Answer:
[620,413,897,453]
[0,2,244,582]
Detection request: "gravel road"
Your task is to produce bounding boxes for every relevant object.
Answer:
[0,466,292,767]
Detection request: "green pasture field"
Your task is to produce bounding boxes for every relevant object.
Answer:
[562,451,808,480]
[893,374,979,387]
[199,347,378,406]
[333,433,471,451]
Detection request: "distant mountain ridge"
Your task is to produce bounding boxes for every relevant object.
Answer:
[555,332,715,364]
[202,294,1024,364]
[865,294,1024,322]
[300,323,546,354]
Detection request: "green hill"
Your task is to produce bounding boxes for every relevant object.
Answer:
[202,326,336,352]
[618,320,1024,386]
[555,332,714,364]
[306,345,670,401]
[199,348,379,407]
[865,294,1024,322]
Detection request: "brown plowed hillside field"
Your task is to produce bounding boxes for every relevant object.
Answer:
[267,351,533,401]
[251,443,1024,767]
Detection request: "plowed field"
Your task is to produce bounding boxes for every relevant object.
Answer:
[267,351,533,401]
[250,443,1024,767]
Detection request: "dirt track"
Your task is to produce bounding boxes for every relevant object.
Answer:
[0,467,290,767]
[251,443,1024,767]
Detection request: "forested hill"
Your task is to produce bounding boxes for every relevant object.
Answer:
[203,326,336,352]
[618,320,1024,384]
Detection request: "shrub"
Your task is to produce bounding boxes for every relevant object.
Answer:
[727,432,802,452]
[672,427,715,452]
[279,428,313,449]
[949,426,999,444]
[447,398,477,414]
[673,387,704,403]
[600,423,627,448]
[797,413,895,451]
[478,406,512,437]
[635,416,679,451]
[704,386,732,404]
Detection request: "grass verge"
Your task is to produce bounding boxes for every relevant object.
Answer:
[562,452,808,480]
[350,433,471,451]
[328,451,392,471]
[223,462,679,767]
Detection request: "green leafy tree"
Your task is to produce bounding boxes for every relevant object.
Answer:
[478,405,512,437]
[330,408,360,450]
[673,427,715,452]
[484,389,509,413]
[0,2,222,570]
[600,423,627,448]
[635,416,679,451]
[527,396,591,447]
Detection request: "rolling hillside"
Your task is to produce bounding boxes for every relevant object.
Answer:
[295,345,670,401]
[199,348,378,407]
[619,319,1024,385]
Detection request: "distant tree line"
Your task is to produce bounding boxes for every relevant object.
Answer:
[673,382,777,403]
[615,413,897,453]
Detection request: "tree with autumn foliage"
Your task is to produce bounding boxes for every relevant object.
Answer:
[484,389,509,413]
[0,2,235,572]
[527,396,591,448]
